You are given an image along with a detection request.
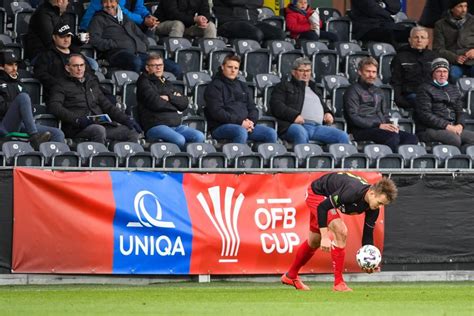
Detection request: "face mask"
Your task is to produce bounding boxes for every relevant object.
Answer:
[433,79,448,87]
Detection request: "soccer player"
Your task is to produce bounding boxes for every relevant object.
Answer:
[281,172,398,292]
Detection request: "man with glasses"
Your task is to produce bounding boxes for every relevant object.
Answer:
[48,54,142,144]
[136,53,205,150]
[270,57,350,145]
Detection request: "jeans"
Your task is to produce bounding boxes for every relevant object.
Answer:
[146,124,205,150]
[282,123,350,145]
[211,123,277,144]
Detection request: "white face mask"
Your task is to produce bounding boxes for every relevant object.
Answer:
[433,79,448,87]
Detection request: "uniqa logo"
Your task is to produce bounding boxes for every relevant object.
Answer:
[197,186,244,263]
[126,190,175,228]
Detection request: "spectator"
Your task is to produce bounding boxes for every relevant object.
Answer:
[270,57,350,145]
[48,54,142,144]
[79,0,159,33]
[25,0,80,62]
[344,57,418,152]
[415,57,474,148]
[285,0,338,44]
[348,0,411,46]
[0,51,64,148]
[433,1,474,83]
[154,0,217,38]
[204,54,278,144]
[34,22,99,102]
[419,0,474,28]
[212,0,286,43]
[137,53,205,150]
[391,26,438,110]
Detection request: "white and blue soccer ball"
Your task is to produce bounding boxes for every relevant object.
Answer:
[356,245,382,269]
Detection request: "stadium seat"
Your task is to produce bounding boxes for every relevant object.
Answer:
[257,143,298,168]
[197,37,234,76]
[335,42,370,83]
[267,40,304,79]
[368,42,396,84]
[164,37,203,73]
[20,78,43,106]
[184,71,212,115]
[149,142,192,168]
[113,142,154,168]
[76,142,119,168]
[432,144,471,169]
[233,39,272,80]
[39,141,80,167]
[293,143,334,169]
[397,144,438,169]
[186,142,227,168]
[111,70,139,95]
[122,81,137,117]
[253,73,281,113]
[2,140,44,166]
[322,74,350,116]
[456,77,474,115]
[182,115,207,135]
[363,144,404,169]
[222,143,264,168]
[326,16,352,42]
[328,143,369,169]
[301,41,339,83]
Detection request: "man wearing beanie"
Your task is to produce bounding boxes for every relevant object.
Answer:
[415,57,474,148]
[433,1,474,82]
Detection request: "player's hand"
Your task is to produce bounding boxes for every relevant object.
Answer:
[362,266,380,274]
[320,237,332,252]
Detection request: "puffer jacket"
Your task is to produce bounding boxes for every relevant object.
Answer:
[270,76,332,135]
[155,0,211,27]
[136,72,189,131]
[88,10,148,59]
[433,12,474,65]
[0,70,22,119]
[415,82,467,132]
[343,80,390,132]
[285,4,317,39]
[390,44,438,109]
[204,70,258,132]
[212,0,262,25]
[47,73,131,137]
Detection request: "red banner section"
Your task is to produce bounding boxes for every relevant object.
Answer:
[12,169,383,274]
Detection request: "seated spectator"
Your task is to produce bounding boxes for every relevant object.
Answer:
[25,0,83,62]
[433,1,474,83]
[415,58,474,148]
[34,23,99,103]
[344,57,418,152]
[285,0,338,44]
[204,54,278,144]
[154,0,217,39]
[419,0,474,28]
[212,0,286,43]
[0,51,64,148]
[270,57,349,145]
[391,26,438,110]
[348,0,411,46]
[48,54,142,144]
[137,53,205,150]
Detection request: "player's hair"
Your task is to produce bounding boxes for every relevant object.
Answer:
[371,177,398,202]
[223,54,241,65]
[358,56,378,70]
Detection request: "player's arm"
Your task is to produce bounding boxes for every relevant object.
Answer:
[361,209,380,273]
[317,198,336,252]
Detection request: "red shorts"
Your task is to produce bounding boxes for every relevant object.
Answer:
[306,185,341,233]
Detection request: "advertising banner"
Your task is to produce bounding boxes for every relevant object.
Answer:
[12,169,383,274]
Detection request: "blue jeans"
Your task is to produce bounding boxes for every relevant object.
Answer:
[450,65,474,83]
[282,123,350,145]
[146,124,205,150]
[211,123,277,144]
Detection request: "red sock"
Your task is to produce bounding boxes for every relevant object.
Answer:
[331,245,346,285]
[287,240,317,279]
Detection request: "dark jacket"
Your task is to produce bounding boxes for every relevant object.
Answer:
[25,1,78,60]
[47,73,131,137]
[88,10,148,59]
[348,0,401,40]
[433,13,474,65]
[390,44,438,109]
[343,80,390,132]
[136,72,189,131]
[415,82,467,132]
[212,0,262,25]
[204,70,259,132]
[419,0,474,28]
[155,0,211,27]
[0,70,22,119]
[270,76,332,135]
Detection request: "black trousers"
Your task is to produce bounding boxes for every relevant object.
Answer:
[352,128,418,152]
[217,21,286,43]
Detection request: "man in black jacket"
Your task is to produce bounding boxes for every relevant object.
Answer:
[415,57,474,148]
[344,57,418,152]
[88,0,149,73]
[154,0,216,38]
[48,54,142,143]
[391,26,438,110]
[0,51,64,148]
[137,53,205,150]
[204,54,277,144]
[270,57,349,145]
[212,0,285,43]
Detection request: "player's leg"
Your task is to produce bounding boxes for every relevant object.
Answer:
[328,218,352,292]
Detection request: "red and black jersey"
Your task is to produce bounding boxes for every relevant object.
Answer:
[311,172,379,245]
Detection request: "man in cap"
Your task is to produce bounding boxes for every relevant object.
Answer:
[433,0,474,82]
[0,51,65,148]
[415,57,474,148]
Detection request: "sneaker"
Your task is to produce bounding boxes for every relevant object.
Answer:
[29,131,51,150]
[281,273,310,291]
[333,282,353,292]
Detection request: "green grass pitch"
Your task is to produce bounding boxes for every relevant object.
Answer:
[0,281,472,315]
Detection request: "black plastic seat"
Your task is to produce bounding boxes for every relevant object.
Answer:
[222,143,263,168]
[39,141,80,167]
[113,142,154,168]
[76,141,119,168]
